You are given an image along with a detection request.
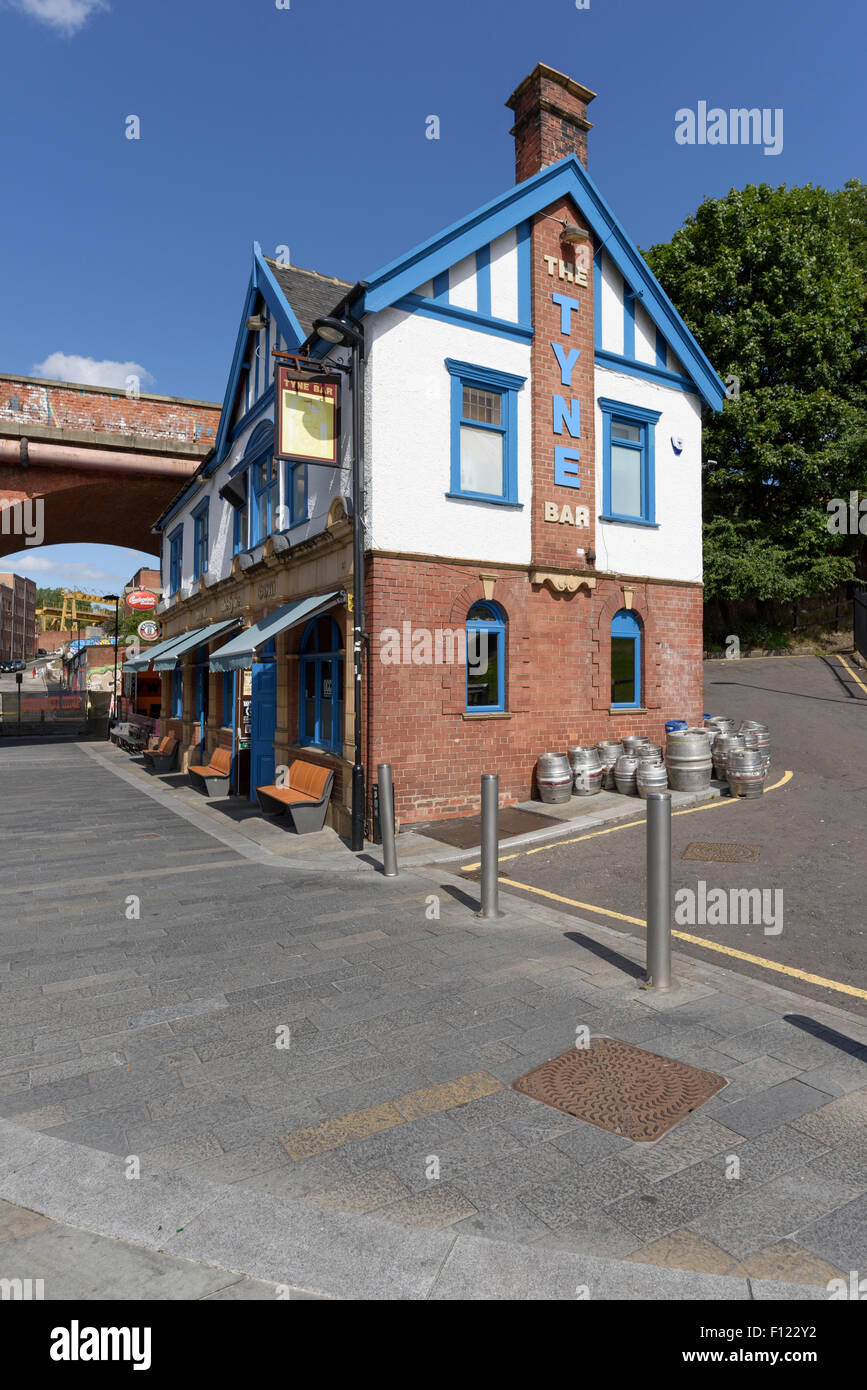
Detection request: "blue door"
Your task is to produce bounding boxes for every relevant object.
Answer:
[250,639,277,796]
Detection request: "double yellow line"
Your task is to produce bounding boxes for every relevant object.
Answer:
[838,654,867,696]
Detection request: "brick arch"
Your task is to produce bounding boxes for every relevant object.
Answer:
[590,583,661,712]
[442,573,531,715]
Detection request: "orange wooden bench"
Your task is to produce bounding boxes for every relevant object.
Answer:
[142,736,178,774]
[188,745,233,796]
[256,759,334,833]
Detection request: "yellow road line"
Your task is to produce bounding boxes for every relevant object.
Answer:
[461,771,794,872]
[496,876,867,1002]
[838,654,867,697]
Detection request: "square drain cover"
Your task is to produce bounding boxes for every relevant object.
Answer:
[512,1037,728,1142]
[682,841,762,863]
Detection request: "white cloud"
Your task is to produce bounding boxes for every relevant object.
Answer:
[9,0,109,36]
[32,352,155,391]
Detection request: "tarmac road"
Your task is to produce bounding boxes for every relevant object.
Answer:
[461,655,867,1017]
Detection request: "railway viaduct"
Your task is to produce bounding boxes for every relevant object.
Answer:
[0,373,221,560]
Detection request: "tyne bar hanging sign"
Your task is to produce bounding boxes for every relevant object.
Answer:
[275,366,339,465]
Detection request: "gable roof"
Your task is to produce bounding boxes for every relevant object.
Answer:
[358,155,725,411]
[265,260,352,341]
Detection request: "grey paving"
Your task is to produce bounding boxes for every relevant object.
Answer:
[0,741,864,1297]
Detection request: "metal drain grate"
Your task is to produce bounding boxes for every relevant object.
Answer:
[512,1036,728,1142]
[682,841,762,863]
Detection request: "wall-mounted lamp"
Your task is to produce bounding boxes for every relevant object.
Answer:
[246,315,267,332]
[560,223,589,244]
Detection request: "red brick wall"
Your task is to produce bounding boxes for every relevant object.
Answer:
[367,554,704,825]
[0,377,219,445]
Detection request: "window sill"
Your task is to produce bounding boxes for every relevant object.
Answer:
[609,706,647,715]
[462,710,512,720]
[445,492,523,509]
[598,515,659,529]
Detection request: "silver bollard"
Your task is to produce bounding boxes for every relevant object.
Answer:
[645,790,672,991]
[477,773,504,919]
[377,763,398,878]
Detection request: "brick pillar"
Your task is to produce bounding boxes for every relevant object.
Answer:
[529,199,596,570]
[506,63,596,182]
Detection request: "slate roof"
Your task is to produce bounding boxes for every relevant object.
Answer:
[265,259,352,342]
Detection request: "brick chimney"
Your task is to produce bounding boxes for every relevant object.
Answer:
[506,63,596,182]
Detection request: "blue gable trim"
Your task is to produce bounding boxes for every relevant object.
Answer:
[393,294,533,343]
[595,348,696,394]
[156,244,308,534]
[359,156,724,411]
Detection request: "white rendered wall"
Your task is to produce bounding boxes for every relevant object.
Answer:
[593,364,703,584]
[449,254,477,311]
[366,307,532,563]
[634,301,657,365]
[599,252,624,355]
[489,229,519,322]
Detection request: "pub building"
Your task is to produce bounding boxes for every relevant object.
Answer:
[145,63,724,836]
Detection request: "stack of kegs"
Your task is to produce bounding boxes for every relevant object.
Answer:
[636,748,668,798]
[596,740,622,790]
[705,715,736,736]
[665,726,713,792]
[727,747,765,798]
[567,745,604,797]
[711,731,744,781]
[739,720,771,775]
[614,752,640,796]
[622,735,650,755]
[535,752,573,804]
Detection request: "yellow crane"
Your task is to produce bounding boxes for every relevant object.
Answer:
[37,591,113,632]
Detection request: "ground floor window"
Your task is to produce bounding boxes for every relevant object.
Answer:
[611,609,641,708]
[222,671,234,728]
[299,615,343,752]
[172,667,183,718]
[466,600,505,712]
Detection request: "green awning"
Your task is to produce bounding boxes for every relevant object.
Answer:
[150,618,243,671]
[123,629,196,673]
[209,591,345,672]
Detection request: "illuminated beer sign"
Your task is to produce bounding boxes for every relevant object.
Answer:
[276,367,339,465]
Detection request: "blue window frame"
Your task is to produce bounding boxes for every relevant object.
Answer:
[611,609,641,709]
[299,616,344,753]
[193,501,209,580]
[168,526,183,596]
[445,359,525,505]
[171,666,183,719]
[282,459,308,529]
[232,473,249,555]
[222,670,234,728]
[251,454,279,545]
[598,397,661,526]
[466,601,506,713]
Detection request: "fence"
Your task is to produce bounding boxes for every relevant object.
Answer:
[855,588,867,662]
[0,692,88,733]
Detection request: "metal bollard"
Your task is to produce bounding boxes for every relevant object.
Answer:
[645,790,672,991]
[377,763,398,877]
[477,773,504,919]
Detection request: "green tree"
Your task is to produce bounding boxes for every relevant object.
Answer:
[644,182,867,616]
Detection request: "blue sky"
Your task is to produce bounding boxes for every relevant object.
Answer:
[1,0,862,593]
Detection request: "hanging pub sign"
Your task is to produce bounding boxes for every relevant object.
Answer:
[275,366,339,464]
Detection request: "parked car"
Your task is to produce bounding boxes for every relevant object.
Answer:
[13,659,25,671]
[0,660,13,673]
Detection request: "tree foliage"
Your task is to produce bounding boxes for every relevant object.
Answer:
[644,181,867,606]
